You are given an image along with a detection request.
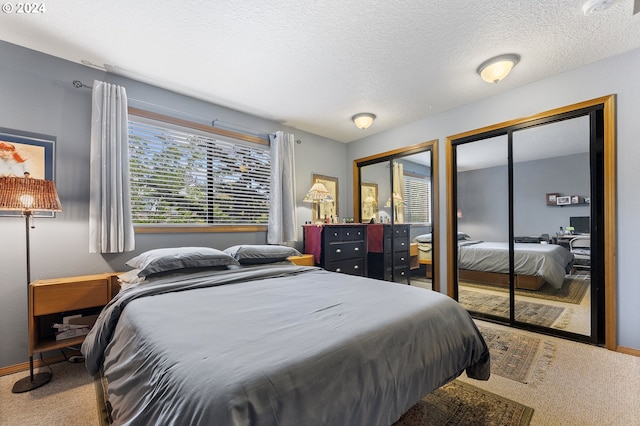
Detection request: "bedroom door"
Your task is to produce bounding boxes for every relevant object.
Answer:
[448,96,615,347]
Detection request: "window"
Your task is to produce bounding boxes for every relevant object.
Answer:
[128,113,270,227]
[403,172,431,224]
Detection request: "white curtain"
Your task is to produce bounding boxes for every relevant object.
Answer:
[268,131,297,244]
[393,161,405,223]
[89,80,135,253]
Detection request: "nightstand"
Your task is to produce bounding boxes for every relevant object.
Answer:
[29,273,120,356]
[288,253,315,266]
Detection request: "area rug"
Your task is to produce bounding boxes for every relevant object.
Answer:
[393,380,533,426]
[477,324,554,384]
[458,288,565,327]
[461,270,590,304]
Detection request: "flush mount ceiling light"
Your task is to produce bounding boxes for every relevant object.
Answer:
[477,54,520,84]
[582,0,615,15]
[352,113,376,130]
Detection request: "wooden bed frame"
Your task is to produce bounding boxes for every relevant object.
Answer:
[458,269,546,291]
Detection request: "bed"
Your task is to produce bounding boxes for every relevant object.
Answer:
[413,233,574,290]
[81,246,490,426]
[458,240,573,290]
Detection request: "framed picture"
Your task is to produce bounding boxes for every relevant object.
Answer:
[546,192,560,206]
[312,174,338,223]
[361,182,378,222]
[556,196,571,206]
[0,127,56,217]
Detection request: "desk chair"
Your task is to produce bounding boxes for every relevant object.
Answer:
[569,235,590,270]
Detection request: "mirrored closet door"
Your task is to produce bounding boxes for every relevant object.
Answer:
[448,96,615,347]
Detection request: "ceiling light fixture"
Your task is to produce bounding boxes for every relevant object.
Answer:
[352,113,376,130]
[582,0,615,15]
[477,54,520,84]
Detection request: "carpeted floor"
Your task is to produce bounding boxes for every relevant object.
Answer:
[460,271,590,304]
[458,288,565,327]
[394,380,533,426]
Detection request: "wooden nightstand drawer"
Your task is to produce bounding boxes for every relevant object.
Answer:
[32,278,109,316]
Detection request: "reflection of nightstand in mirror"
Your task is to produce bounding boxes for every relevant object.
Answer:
[409,243,419,270]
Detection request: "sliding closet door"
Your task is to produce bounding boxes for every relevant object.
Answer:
[512,117,591,335]
[455,135,510,321]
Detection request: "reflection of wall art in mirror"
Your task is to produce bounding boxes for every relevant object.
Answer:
[311,174,338,223]
[546,192,560,206]
[0,127,56,217]
[556,196,571,206]
[361,182,378,223]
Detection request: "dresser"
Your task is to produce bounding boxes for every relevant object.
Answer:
[303,224,367,276]
[367,224,411,284]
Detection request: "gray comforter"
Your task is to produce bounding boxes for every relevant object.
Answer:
[458,241,573,289]
[82,264,489,426]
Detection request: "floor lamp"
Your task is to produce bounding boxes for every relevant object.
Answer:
[0,174,62,393]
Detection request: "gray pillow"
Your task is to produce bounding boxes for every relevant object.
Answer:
[414,233,432,243]
[126,247,239,277]
[224,244,301,265]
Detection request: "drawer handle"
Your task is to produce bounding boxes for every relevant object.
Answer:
[336,248,342,253]
[401,242,405,246]
[346,232,351,236]
[400,271,405,276]
[354,265,359,269]
[336,268,342,272]
[354,247,359,251]
[400,257,405,261]
[333,232,339,236]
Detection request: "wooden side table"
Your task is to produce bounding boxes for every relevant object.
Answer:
[288,253,315,266]
[29,273,120,357]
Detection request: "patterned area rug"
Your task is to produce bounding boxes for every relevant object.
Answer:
[461,270,590,304]
[393,380,533,426]
[458,288,565,327]
[478,324,554,384]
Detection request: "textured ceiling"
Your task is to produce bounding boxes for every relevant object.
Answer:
[1,0,639,143]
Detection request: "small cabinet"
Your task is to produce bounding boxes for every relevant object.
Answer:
[29,273,120,355]
[303,224,367,276]
[367,224,411,284]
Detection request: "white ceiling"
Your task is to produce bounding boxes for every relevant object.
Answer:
[1,0,639,143]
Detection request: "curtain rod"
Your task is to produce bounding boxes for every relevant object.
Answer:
[72,79,275,139]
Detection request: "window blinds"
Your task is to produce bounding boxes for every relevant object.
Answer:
[128,118,271,225]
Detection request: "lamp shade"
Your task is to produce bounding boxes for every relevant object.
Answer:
[477,54,520,84]
[0,176,62,212]
[303,182,333,203]
[352,113,376,130]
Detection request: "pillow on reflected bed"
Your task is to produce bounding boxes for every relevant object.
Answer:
[224,244,301,265]
[126,247,239,277]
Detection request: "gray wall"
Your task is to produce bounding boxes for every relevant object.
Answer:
[347,47,640,351]
[458,153,590,242]
[0,41,347,368]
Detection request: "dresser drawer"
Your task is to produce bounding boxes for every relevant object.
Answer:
[32,279,109,316]
[394,250,409,266]
[393,267,410,283]
[326,258,365,276]
[327,241,365,261]
[393,226,410,238]
[342,226,365,241]
[394,237,409,252]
